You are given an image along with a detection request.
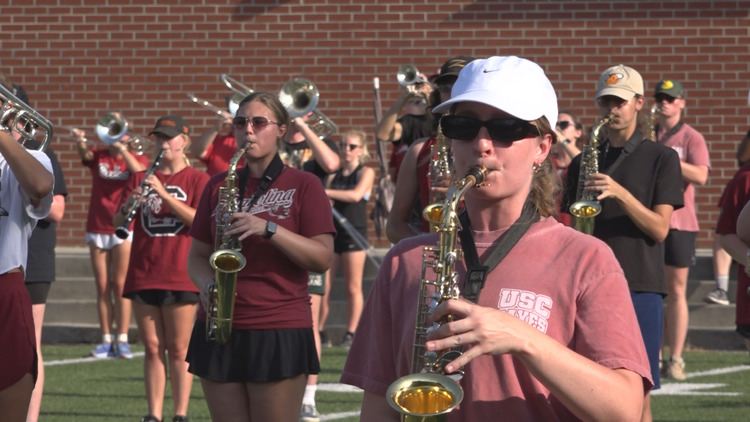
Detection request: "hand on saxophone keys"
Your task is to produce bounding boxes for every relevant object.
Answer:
[583,172,626,202]
[222,212,270,241]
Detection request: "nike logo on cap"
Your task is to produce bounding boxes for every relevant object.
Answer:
[483,69,500,73]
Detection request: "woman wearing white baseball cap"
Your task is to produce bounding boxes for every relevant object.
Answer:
[341,56,652,421]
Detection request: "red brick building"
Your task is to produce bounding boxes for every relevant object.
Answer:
[3,0,749,248]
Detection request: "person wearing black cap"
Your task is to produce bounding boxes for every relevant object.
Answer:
[114,115,209,422]
[386,55,475,243]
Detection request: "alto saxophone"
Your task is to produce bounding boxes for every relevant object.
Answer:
[569,113,613,234]
[386,165,487,422]
[206,144,248,344]
[428,125,452,206]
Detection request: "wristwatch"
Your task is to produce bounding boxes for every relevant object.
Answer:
[263,221,277,239]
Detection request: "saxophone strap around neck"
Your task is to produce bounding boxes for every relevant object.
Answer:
[237,153,284,212]
[601,130,645,175]
[655,121,684,144]
[458,198,540,303]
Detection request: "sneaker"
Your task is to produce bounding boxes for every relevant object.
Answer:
[319,330,332,348]
[172,416,189,422]
[300,403,320,422]
[338,332,354,349]
[704,288,730,306]
[117,341,133,359]
[90,341,116,359]
[665,356,686,381]
[140,415,161,422]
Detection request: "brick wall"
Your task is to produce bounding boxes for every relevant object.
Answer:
[3,0,749,249]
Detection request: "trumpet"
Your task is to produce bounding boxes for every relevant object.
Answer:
[279,78,338,139]
[0,83,54,151]
[187,93,233,119]
[95,112,151,155]
[221,74,253,116]
[397,64,429,101]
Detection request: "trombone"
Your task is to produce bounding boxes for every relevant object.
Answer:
[95,112,151,155]
[221,74,253,116]
[279,78,338,139]
[187,93,233,119]
[0,83,54,151]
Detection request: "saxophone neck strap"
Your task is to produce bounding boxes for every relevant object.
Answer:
[602,130,645,175]
[655,121,684,144]
[458,198,540,303]
[238,153,284,212]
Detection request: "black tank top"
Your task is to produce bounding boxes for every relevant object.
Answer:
[329,164,368,229]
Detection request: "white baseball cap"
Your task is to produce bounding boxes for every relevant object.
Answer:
[432,56,558,129]
[596,64,644,100]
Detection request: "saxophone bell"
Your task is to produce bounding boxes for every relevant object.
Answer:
[206,249,247,344]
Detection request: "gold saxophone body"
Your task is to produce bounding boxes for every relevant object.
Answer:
[649,103,661,141]
[569,113,613,234]
[386,165,487,422]
[206,145,248,344]
[426,127,453,232]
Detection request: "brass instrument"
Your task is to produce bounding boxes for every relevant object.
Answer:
[279,78,338,139]
[206,144,249,344]
[95,112,151,155]
[221,74,253,116]
[187,93,233,118]
[569,113,614,234]
[114,148,167,240]
[397,64,428,101]
[428,125,452,206]
[649,103,661,141]
[386,165,487,422]
[0,83,54,151]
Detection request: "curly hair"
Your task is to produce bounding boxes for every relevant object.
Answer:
[530,116,563,218]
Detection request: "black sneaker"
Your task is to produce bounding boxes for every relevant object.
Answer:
[319,330,332,348]
[338,332,354,349]
[140,415,161,422]
[172,416,189,422]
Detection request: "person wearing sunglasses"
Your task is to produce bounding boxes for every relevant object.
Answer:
[562,65,684,422]
[555,110,584,159]
[186,92,335,422]
[318,130,375,351]
[343,56,652,421]
[386,55,475,244]
[649,79,711,383]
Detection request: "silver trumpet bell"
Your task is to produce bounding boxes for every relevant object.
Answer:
[397,65,428,102]
[0,83,54,151]
[279,78,337,139]
[95,112,151,155]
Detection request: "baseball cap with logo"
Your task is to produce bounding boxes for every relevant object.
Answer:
[149,115,190,138]
[432,56,476,85]
[654,79,684,98]
[595,64,644,100]
[432,56,558,128]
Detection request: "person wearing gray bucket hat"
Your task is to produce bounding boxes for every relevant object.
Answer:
[563,64,685,421]
[342,56,652,421]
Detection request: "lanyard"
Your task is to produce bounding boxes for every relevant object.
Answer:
[237,153,284,212]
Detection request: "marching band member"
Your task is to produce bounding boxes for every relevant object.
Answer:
[0,74,54,422]
[75,119,148,359]
[186,92,335,422]
[342,56,652,421]
[115,116,209,422]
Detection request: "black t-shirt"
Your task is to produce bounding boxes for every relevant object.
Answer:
[562,132,684,294]
[26,145,68,283]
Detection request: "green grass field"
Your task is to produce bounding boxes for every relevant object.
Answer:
[38,344,750,421]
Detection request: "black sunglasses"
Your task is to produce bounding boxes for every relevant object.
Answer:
[440,115,539,143]
[340,143,360,151]
[556,121,575,130]
[232,116,278,128]
[654,94,678,103]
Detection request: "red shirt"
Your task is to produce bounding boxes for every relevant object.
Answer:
[83,149,149,234]
[190,166,336,329]
[122,167,210,295]
[201,133,245,176]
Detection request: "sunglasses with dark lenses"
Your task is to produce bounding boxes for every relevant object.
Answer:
[556,121,575,130]
[654,94,678,103]
[232,116,278,128]
[340,143,360,151]
[440,115,539,143]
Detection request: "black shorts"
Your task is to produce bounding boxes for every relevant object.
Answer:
[186,320,320,383]
[664,229,697,267]
[25,282,51,305]
[334,226,368,254]
[124,289,199,307]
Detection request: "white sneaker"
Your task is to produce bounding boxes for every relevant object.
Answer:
[300,404,320,422]
[704,288,730,306]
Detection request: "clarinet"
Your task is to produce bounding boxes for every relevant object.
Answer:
[114,149,166,240]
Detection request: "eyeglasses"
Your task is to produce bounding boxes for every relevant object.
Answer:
[556,121,574,130]
[655,94,679,103]
[340,143,360,151]
[232,116,278,129]
[440,115,539,143]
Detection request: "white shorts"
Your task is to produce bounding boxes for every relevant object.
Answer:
[86,232,132,250]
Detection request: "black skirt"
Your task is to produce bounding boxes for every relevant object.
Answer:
[186,320,320,383]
